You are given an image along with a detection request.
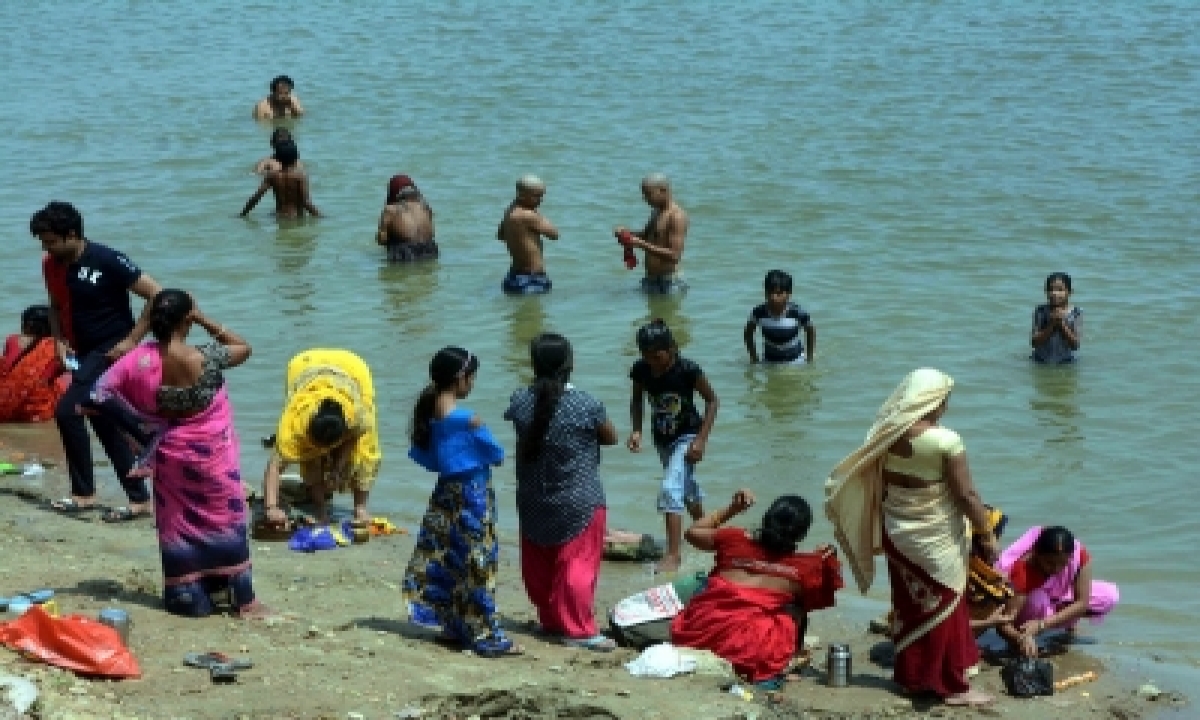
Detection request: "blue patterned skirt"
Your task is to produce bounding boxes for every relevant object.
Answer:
[402,467,513,655]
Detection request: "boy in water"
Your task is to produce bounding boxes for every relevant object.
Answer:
[744,270,815,364]
[240,140,319,219]
[628,320,719,572]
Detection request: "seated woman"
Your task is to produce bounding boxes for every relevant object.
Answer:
[966,506,1015,636]
[670,489,843,688]
[996,526,1119,657]
[91,290,270,618]
[0,305,70,423]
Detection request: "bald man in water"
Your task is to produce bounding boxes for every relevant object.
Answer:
[497,175,559,295]
[614,174,690,294]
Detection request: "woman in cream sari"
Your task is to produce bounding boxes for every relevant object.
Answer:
[826,368,998,706]
[262,348,382,525]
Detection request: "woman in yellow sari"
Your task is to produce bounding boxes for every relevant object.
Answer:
[826,368,998,706]
[262,349,381,525]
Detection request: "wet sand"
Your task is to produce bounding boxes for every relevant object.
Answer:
[0,425,1185,719]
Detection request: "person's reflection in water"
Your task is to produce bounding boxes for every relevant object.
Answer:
[744,363,821,425]
[378,261,440,329]
[267,221,319,321]
[1029,365,1083,483]
[500,298,547,385]
[641,294,691,350]
[1029,364,1082,445]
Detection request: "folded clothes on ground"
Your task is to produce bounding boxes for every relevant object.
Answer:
[288,522,352,552]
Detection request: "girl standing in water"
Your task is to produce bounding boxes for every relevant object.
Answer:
[402,347,520,657]
[1031,272,1081,364]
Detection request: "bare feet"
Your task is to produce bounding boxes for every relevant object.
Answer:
[654,555,682,573]
[946,689,994,706]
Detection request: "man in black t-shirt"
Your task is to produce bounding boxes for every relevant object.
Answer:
[31,201,163,522]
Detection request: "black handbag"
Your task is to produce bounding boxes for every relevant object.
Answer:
[1001,658,1055,697]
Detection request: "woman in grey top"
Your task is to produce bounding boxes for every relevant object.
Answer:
[505,333,619,651]
[1031,272,1081,364]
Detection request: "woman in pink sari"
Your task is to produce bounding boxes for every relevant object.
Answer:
[92,289,268,618]
[996,526,1119,657]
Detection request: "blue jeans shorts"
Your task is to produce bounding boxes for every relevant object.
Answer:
[655,435,704,514]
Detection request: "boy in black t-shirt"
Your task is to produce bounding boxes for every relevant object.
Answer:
[628,320,719,573]
[30,201,163,522]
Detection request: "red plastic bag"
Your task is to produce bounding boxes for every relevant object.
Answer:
[0,605,141,678]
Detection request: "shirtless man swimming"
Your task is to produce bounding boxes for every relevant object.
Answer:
[614,174,689,294]
[376,175,437,262]
[497,175,559,295]
[240,140,320,219]
[252,75,305,121]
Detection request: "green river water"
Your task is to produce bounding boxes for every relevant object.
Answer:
[1,1,1197,694]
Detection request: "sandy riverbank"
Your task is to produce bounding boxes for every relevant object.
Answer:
[0,425,1185,720]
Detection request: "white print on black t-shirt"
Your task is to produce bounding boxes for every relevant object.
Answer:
[77,267,103,284]
[651,392,684,439]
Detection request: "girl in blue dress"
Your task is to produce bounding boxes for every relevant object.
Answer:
[403,347,519,656]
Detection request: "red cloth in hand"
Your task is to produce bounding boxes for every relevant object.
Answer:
[617,230,637,270]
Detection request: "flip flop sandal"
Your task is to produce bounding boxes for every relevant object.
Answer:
[209,663,239,684]
[49,498,99,515]
[561,635,618,653]
[103,506,152,523]
[183,652,253,671]
[26,589,54,604]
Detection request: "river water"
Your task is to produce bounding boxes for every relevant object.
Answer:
[2,0,1197,693]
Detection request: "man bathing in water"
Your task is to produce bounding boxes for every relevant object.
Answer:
[498,175,559,295]
[253,75,305,120]
[240,140,320,219]
[377,175,437,262]
[254,128,306,176]
[614,174,689,294]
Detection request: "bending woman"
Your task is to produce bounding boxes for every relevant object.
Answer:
[826,368,998,706]
[670,489,843,688]
[0,305,69,423]
[91,290,269,618]
[402,347,518,657]
[996,525,1119,657]
[504,333,619,651]
[262,348,382,525]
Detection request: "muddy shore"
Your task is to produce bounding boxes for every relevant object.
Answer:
[0,425,1185,720]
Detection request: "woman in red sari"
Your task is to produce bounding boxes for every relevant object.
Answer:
[826,368,998,706]
[670,489,843,688]
[0,306,69,423]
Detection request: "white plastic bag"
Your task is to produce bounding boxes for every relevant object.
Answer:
[0,674,38,715]
[625,643,697,678]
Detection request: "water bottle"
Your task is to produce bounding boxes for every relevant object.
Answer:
[97,608,133,646]
[826,643,852,687]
